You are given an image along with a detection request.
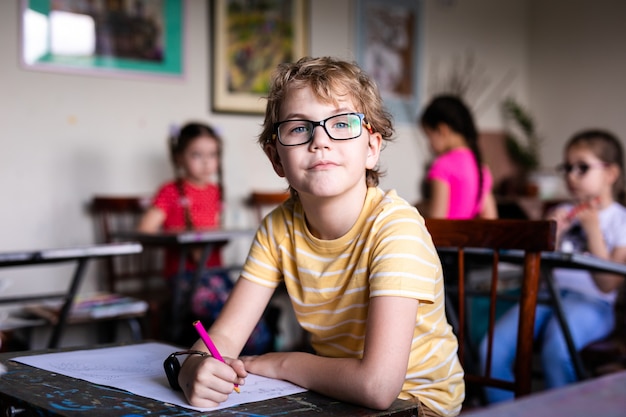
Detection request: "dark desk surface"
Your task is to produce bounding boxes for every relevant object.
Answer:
[0,242,143,267]
[439,247,626,276]
[0,242,144,347]
[114,228,255,246]
[463,370,626,417]
[505,249,626,275]
[0,346,420,417]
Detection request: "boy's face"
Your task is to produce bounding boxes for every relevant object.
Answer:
[265,86,381,202]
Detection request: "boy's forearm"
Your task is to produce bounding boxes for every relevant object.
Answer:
[278,352,403,410]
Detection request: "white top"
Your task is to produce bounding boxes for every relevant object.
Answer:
[553,201,626,304]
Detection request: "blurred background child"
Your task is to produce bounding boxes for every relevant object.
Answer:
[417,94,497,219]
[481,129,626,402]
[138,122,273,353]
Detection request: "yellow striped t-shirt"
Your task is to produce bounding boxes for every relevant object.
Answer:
[241,187,464,416]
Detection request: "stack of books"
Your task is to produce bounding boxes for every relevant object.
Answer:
[26,292,148,323]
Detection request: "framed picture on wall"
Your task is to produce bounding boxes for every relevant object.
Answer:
[20,0,184,79]
[211,0,308,114]
[356,0,422,124]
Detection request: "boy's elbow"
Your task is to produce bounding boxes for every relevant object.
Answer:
[359,376,403,410]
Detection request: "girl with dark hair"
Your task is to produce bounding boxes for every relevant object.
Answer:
[481,129,626,403]
[139,122,225,280]
[139,122,273,354]
[418,94,497,219]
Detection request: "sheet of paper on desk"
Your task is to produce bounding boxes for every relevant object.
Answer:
[12,342,307,412]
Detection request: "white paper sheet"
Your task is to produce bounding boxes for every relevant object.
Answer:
[12,342,307,411]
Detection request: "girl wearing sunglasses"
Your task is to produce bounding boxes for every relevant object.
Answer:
[481,129,626,403]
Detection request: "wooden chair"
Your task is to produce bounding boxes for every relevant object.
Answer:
[89,195,166,339]
[424,218,556,404]
[246,190,290,223]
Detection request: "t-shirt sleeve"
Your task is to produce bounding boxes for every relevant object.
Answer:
[241,209,284,289]
[368,206,441,303]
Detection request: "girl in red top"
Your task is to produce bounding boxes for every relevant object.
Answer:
[139,122,272,352]
[140,122,224,277]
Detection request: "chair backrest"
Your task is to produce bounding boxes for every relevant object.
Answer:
[246,190,290,223]
[90,195,163,295]
[425,218,556,400]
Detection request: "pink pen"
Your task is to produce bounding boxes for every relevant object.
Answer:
[193,320,240,393]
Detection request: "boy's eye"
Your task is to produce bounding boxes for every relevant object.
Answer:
[284,122,311,135]
[289,123,311,135]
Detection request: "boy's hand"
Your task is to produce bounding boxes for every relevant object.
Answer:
[180,355,246,408]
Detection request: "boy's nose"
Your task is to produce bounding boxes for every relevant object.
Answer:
[309,125,332,149]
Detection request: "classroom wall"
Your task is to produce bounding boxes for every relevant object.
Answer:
[1,0,624,299]
[529,0,626,168]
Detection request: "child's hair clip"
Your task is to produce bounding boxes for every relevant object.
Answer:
[169,123,180,146]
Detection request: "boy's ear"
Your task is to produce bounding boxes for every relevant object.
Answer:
[263,143,286,177]
[366,132,383,170]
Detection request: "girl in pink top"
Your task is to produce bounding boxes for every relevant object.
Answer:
[419,95,497,219]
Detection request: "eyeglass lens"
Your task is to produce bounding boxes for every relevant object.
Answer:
[276,113,364,146]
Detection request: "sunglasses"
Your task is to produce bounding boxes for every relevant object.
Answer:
[556,162,608,176]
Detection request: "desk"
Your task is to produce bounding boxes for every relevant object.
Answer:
[442,248,626,380]
[438,248,626,276]
[0,346,420,417]
[501,250,625,381]
[114,229,255,342]
[462,370,626,417]
[0,242,142,348]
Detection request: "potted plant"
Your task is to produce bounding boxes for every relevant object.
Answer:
[498,97,542,196]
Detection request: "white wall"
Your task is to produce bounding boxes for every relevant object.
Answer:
[2,0,624,298]
[529,0,626,168]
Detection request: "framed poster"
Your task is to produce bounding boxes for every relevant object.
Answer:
[356,0,422,124]
[211,0,308,114]
[20,0,184,79]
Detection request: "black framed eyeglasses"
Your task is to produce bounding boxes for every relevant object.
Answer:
[556,162,608,176]
[273,112,370,146]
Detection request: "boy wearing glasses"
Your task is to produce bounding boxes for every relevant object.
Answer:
[179,57,464,417]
